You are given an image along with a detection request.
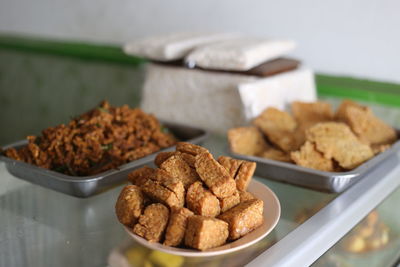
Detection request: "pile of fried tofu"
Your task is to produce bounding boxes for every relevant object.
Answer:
[115,142,264,251]
[228,100,397,171]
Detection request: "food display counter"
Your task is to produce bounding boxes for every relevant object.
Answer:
[0,38,399,267]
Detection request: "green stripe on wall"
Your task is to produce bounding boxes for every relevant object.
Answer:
[1,33,400,106]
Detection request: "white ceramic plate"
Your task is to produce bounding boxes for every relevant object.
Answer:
[124,179,281,257]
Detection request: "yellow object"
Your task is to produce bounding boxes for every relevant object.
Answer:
[125,246,149,267]
[148,251,184,267]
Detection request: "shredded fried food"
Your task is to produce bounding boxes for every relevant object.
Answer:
[4,101,176,176]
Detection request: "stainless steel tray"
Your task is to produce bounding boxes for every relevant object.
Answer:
[229,135,400,193]
[0,121,209,198]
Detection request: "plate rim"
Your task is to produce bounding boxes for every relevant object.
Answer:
[123,179,281,257]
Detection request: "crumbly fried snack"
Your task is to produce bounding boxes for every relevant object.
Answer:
[253,107,299,152]
[291,141,335,172]
[306,122,373,169]
[220,190,240,212]
[371,144,391,155]
[164,207,194,247]
[195,152,237,198]
[176,142,209,156]
[186,181,220,217]
[259,148,292,162]
[5,101,176,176]
[217,156,243,178]
[141,177,185,208]
[115,185,144,227]
[155,151,196,168]
[128,166,155,186]
[239,191,255,202]
[218,199,264,240]
[336,100,397,146]
[160,155,199,189]
[291,101,334,129]
[227,127,269,156]
[234,161,256,191]
[133,203,169,242]
[184,216,229,251]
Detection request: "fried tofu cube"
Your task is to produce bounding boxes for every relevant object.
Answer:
[195,152,237,198]
[336,100,397,146]
[291,141,335,172]
[115,185,144,227]
[176,142,209,156]
[133,203,169,242]
[186,181,220,217]
[160,154,199,189]
[217,156,243,178]
[259,148,292,162]
[227,127,269,156]
[239,191,255,202]
[253,107,300,152]
[128,166,155,186]
[306,122,373,169]
[234,161,256,191]
[184,216,229,251]
[220,190,240,212]
[218,199,264,240]
[164,207,194,247]
[141,177,185,208]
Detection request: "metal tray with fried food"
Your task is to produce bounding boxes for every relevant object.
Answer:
[229,130,400,193]
[0,121,209,198]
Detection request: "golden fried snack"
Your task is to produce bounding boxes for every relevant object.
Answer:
[217,156,243,178]
[220,190,240,212]
[253,107,299,152]
[291,141,335,172]
[160,155,199,189]
[371,144,391,155]
[259,148,292,162]
[239,191,255,203]
[227,127,269,156]
[164,207,194,247]
[336,100,397,146]
[133,203,169,242]
[184,216,229,251]
[176,142,209,156]
[128,166,155,186]
[195,152,237,198]
[306,122,373,169]
[186,181,220,217]
[218,199,264,240]
[141,177,185,208]
[291,101,334,129]
[115,185,144,227]
[155,151,196,168]
[234,161,256,191]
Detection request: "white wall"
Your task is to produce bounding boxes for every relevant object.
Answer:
[1,0,399,83]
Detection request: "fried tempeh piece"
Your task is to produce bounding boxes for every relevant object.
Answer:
[160,154,199,189]
[218,199,264,240]
[195,152,237,198]
[141,176,185,208]
[259,148,292,162]
[220,190,240,212]
[133,203,169,242]
[128,166,155,186]
[155,151,196,168]
[184,216,229,251]
[291,141,335,172]
[176,142,209,156]
[186,181,220,217]
[234,161,256,191]
[239,191,255,202]
[227,127,269,156]
[164,207,194,247]
[306,122,373,169]
[336,100,397,146]
[253,107,299,152]
[115,185,144,227]
[217,156,243,178]
[291,101,334,129]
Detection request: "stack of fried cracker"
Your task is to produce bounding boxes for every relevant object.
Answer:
[115,142,264,251]
[228,100,397,172]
